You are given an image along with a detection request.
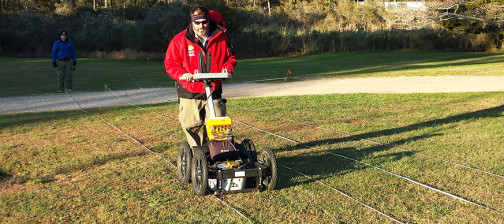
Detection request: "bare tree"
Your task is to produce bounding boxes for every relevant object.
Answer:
[428,0,504,25]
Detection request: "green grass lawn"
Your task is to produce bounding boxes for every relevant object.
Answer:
[1,92,503,223]
[1,51,503,222]
[1,51,503,97]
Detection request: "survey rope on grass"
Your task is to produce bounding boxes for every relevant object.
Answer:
[66,91,252,223]
[137,86,406,223]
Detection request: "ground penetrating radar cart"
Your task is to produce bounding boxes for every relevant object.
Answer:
[177,71,278,195]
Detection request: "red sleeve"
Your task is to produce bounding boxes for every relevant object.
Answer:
[164,34,186,81]
[222,38,237,74]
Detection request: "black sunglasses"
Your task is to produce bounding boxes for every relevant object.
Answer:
[193,20,208,25]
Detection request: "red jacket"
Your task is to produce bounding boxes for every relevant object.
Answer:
[164,22,237,99]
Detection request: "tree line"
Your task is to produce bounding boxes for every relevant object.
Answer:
[0,0,503,60]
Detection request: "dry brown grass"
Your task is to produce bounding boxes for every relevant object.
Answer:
[2,92,504,223]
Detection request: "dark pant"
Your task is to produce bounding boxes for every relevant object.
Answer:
[57,60,73,90]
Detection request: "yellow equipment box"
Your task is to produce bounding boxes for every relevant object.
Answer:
[206,117,232,140]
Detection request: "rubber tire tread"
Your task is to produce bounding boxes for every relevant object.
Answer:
[259,147,278,191]
[191,149,208,196]
[177,141,192,183]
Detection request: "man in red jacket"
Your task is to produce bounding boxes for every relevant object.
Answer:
[164,6,237,148]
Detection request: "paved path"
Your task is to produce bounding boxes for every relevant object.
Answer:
[1,76,503,114]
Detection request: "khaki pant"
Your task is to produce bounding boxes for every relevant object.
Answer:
[178,98,227,147]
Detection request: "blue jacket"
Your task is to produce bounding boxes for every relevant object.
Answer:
[52,40,76,62]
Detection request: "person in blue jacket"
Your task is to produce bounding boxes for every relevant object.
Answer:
[52,31,77,93]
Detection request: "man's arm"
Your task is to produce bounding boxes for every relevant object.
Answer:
[164,39,188,81]
[70,42,77,62]
[222,39,237,76]
[51,41,58,63]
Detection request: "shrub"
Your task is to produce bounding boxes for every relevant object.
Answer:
[0,2,499,59]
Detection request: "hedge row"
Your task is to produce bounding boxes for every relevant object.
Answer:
[0,2,497,60]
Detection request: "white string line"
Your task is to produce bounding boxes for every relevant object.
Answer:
[66,92,176,167]
[136,87,296,143]
[324,151,492,210]
[101,87,251,222]
[232,115,501,214]
[105,85,176,121]
[210,194,251,222]
[280,165,404,224]
[234,120,301,144]
[105,84,141,108]
[141,87,501,215]
[244,77,289,82]
[238,106,504,179]
[136,88,403,222]
[139,87,172,103]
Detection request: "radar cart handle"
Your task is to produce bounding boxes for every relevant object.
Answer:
[179,70,229,81]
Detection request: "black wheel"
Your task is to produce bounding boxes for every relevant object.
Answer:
[241,139,258,162]
[259,147,278,191]
[177,141,192,183]
[191,149,208,196]
[242,139,256,151]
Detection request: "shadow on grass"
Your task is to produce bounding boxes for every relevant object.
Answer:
[0,110,158,181]
[54,150,149,177]
[0,169,12,180]
[239,52,504,81]
[336,103,503,145]
[278,103,503,154]
[0,110,85,131]
[330,52,504,77]
[275,133,436,190]
[274,104,504,190]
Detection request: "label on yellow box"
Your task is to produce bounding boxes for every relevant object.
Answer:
[206,117,232,140]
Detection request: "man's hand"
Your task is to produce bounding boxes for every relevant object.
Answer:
[226,71,233,80]
[180,73,193,81]
[53,62,57,67]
